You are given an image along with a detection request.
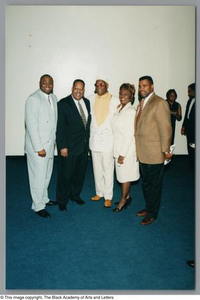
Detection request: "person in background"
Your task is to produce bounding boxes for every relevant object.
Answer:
[56,79,91,212]
[111,83,139,212]
[181,83,195,169]
[25,74,58,218]
[88,76,119,208]
[135,75,172,225]
[166,89,182,145]
[186,142,195,268]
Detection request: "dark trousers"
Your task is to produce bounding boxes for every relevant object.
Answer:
[56,148,88,205]
[139,162,164,219]
[186,135,195,169]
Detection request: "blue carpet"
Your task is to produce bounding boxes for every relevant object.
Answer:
[6,155,195,290]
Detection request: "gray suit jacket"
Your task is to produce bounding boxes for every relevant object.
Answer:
[24,89,58,157]
[135,93,172,164]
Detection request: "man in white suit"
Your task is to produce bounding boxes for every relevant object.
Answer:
[88,76,119,208]
[25,74,58,218]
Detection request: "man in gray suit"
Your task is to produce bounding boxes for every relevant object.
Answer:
[25,74,58,218]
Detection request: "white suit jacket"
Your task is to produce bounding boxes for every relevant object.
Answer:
[88,93,120,152]
[111,102,137,159]
[24,89,58,158]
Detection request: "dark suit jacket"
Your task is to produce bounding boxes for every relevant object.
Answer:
[56,95,91,156]
[182,97,195,143]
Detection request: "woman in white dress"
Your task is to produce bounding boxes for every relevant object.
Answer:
[111,83,139,212]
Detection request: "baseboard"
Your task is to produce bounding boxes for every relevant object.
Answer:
[6,154,187,160]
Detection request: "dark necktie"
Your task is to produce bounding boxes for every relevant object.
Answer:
[78,101,87,128]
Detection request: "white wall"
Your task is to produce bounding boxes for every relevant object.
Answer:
[5,5,195,155]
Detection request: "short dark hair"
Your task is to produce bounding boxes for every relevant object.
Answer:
[188,83,195,92]
[40,74,53,82]
[166,89,177,100]
[73,79,85,88]
[139,75,154,85]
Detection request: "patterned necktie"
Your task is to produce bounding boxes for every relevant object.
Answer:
[48,94,54,112]
[78,101,87,128]
[135,98,145,127]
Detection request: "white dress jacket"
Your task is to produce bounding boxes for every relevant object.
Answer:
[111,102,139,183]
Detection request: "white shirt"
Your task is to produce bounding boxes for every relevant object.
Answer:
[41,91,54,112]
[143,92,154,108]
[187,97,195,119]
[136,92,154,115]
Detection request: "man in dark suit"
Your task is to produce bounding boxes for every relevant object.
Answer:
[135,76,172,225]
[181,84,195,267]
[181,83,195,169]
[56,79,91,211]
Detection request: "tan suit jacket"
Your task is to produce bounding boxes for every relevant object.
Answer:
[135,93,172,164]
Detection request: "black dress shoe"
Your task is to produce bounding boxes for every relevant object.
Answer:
[71,198,85,205]
[140,216,155,225]
[36,209,50,218]
[46,200,58,206]
[59,204,67,212]
[186,260,195,267]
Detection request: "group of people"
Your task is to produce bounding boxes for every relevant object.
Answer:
[24,74,195,226]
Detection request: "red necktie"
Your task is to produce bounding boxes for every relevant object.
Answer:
[135,99,145,127]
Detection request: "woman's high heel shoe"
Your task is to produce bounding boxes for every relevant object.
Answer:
[126,196,132,206]
[112,197,132,212]
[112,205,125,212]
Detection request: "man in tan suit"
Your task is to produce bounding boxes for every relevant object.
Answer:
[135,76,172,225]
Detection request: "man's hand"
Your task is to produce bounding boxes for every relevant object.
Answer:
[38,149,46,157]
[164,152,173,161]
[61,148,68,157]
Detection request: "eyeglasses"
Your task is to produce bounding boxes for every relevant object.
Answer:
[95,83,106,87]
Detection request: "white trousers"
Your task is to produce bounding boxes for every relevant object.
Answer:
[91,151,114,200]
[26,153,54,212]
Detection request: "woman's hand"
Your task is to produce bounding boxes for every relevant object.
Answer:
[117,155,125,164]
[181,127,185,135]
